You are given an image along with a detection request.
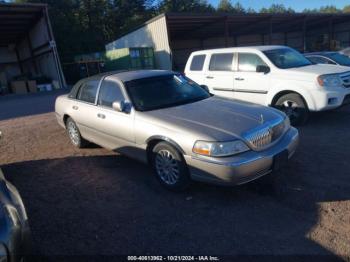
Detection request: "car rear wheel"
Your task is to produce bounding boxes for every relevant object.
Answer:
[66,117,88,148]
[274,93,309,126]
[152,142,191,191]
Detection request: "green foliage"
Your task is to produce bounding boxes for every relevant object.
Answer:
[344,5,350,13]
[303,5,341,13]
[217,0,245,13]
[157,0,214,13]
[260,4,295,13]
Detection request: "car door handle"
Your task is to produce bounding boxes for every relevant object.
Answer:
[235,77,245,81]
[72,105,79,110]
[206,76,214,79]
[97,113,106,119]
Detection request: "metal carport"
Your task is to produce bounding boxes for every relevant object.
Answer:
[107,12,350,71]
[0,3,65,95]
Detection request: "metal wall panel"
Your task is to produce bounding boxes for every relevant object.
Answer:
[106,16,172,70]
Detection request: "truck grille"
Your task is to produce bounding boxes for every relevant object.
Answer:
[340,72,350,88]
[243,119,286,150]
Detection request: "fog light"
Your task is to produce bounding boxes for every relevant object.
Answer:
[328,98,338,105]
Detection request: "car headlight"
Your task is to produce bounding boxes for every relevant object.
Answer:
[193,140,250,157]
[317,74,342,88]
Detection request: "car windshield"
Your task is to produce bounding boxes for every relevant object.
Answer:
[327,53,350,66]
[125,74,211,111]
[264,48,312,69]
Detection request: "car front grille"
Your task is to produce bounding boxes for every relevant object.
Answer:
[243,119,286,150]
[340,72,350,88]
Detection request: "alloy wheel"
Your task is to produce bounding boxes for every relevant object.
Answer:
[155,150,180,185]
[67,121,80,146]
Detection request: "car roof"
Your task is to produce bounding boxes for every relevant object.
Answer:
[82,70,175,83]
[109,70,174,82]
[190,45,288,55]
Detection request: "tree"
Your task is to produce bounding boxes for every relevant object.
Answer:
[260,4,294,13]
[319,5,341,13]
[217,0,233,12]
[158,0,215,13]
[344,5,350,13]
[217,0,245,13]
[246,7,256,13]
[10,0,154,61]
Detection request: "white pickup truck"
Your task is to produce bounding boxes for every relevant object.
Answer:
[185,46,350,125]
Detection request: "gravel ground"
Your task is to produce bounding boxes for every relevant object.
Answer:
[0,92,349,261]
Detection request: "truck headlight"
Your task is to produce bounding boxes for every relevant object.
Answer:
[317,74,342,88]
[193,140,249,157]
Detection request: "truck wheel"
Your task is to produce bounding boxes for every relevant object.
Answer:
[152,142,191,191]
[274,93,309,126]
[66,117,89,148]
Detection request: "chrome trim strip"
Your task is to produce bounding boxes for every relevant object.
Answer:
[212,87,267,94]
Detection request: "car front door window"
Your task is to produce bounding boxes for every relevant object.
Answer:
[98,79,125,108]
[238,53,267,72]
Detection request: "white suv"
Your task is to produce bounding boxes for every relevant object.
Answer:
[185,45,350,125]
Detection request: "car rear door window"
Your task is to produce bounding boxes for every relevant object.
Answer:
[238,53,267,72]
[190,55,206,71]
[77,80,99,103]
[209,53,234,71]
[98,80,125,108]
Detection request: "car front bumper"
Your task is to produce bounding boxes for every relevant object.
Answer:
[0,169,31,262]
[310,88,350,111]
[184,127,299,186]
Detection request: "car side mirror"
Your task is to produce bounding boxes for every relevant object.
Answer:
[112,100,126,112]
[256,65,270,74]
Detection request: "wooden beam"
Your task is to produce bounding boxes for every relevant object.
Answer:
[328,17,334,50]
[224,16,229,47]
[15,46,24,74]
[27,33,38,74]
[302,18,307,52]
[269,17,273,44]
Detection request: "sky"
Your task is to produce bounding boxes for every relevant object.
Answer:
[208,0,349,12]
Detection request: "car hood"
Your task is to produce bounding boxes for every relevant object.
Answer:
[139,96,284,141]
[283,64,350,79]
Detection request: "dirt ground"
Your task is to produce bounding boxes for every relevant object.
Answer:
[0,92,350,261]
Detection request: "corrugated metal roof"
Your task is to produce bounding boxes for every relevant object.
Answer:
[0,3,46,46]
[115,12,350,41]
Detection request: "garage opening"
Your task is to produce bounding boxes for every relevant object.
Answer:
[0,3,66,96]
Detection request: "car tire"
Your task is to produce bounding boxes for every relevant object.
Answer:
[152,142,191,191]
[66,117,89,148]
[274,93,309,126]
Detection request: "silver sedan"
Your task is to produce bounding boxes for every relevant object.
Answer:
[55,70,299,190]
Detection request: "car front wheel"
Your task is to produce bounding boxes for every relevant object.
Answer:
[152,142,191,191]
[274,93,309,126]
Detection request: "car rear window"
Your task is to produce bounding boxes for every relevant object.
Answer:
[77,80,99,104]
[209,53,234,71]
[190,55,206,71]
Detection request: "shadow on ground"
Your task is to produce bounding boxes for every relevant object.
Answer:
[2,146,349,261]
[0,90,69,121]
